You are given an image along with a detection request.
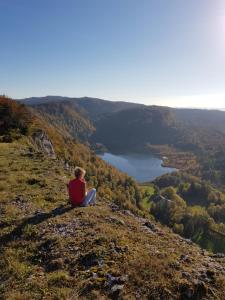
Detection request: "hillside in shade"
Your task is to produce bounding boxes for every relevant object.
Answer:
[92,106,179,152]
[19,96,144,120]
[2,97,225,299]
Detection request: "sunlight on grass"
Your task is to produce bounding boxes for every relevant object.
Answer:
[139,184,155,210]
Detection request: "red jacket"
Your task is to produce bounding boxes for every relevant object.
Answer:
[68,178,85,206]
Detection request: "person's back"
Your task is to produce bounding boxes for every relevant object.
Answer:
[68,166,96,207]
[68,177,85,206]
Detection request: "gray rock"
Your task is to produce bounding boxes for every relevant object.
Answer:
[110,204,120,212]
[180,254,191,263]
[106,273,128,287]
[79,252,103,269]
[109,284,124,299]
[182,271,191,279]
[169,261,180,270]
[12,196,31,211]
[183,238,193,245]
[212,253,225,259]
[106,217,125,226]
[143,221,157,232]
[200,249,208,256]
[32,129,56,158]
[122,210,134,217]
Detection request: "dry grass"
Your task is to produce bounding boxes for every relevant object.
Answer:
[1,140,225,299]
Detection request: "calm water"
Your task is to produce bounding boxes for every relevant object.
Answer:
[99,152,176,182]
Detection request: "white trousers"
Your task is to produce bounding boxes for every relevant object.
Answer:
[82,188,96,206]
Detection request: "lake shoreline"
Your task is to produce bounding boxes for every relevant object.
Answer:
[145,144,199,172]
[98,152,176,183]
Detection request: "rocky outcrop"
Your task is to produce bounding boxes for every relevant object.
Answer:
[32,129,56,158]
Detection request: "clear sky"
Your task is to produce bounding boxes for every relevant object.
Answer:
[1,0,225,108]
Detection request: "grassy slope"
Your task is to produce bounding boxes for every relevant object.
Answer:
[1,141,225,299]
[1,97,225,299]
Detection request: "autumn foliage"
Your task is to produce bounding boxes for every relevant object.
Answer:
[0,96,32,136]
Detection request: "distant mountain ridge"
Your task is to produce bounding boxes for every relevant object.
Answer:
[173,108,225,133]
[18,96,144,120]
[18,95,225,146]
[18,95,225,126]
[18,95,225,185]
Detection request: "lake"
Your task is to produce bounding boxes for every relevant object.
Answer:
[99,152,176,182]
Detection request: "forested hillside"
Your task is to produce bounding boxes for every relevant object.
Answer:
[92,106,179,152]
[149,172,225,253]
[1,96,141,209]
[20,95,225,136]
[31,101,95,142]
[2,97,225,299]
[174,108,225,133]
[20,96,143,120]
[18,96,225,187]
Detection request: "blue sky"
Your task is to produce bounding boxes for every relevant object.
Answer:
[0,0,225,108]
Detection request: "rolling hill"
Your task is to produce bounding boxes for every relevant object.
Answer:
[2,96,225,299]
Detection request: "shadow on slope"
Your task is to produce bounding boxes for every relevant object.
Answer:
[0,204,74,248]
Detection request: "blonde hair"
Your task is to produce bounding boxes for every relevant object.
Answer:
[74,166,86,178]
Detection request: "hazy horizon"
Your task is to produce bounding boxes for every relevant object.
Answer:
[1,0,225,109]
[16,94,225,111]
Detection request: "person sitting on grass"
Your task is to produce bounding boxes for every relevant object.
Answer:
[68,166,96,207]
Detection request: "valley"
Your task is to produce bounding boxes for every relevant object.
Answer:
[20,95,225,186]
[2,95,225,298]
[3,2,225,298]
